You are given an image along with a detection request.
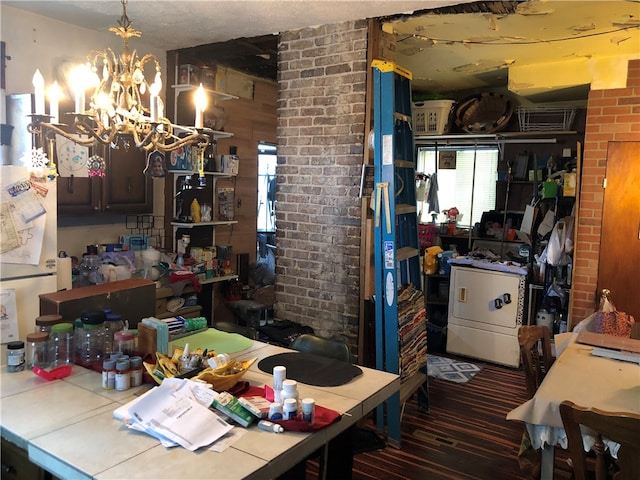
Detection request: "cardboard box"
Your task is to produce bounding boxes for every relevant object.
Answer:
[39,278,155,328]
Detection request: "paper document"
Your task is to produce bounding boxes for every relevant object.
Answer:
[114,378,233,451]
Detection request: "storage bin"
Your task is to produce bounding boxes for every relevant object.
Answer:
[412,100,455,135]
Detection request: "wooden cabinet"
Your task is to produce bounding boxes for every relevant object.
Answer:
[1,437,53,480]
[57,137,152,215]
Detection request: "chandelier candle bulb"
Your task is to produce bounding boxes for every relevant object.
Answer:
[194,83,207,128]
[32,69,45,115]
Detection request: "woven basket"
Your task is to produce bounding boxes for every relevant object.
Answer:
[454,92,514,134]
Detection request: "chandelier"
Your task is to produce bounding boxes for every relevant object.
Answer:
[28,0,210,163]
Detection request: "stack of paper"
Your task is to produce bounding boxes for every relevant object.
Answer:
[113,378,233,451]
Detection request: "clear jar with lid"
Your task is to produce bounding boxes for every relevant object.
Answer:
[73,317,84,360]
[78,310,106,368]
[50,322,75,367]
[7,341,26,372]
[114,328,135,356]
[35,314,63,333]
[26,332,50,369]
[103,312,123,356]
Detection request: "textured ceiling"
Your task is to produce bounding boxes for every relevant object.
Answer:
[4,0,640,102]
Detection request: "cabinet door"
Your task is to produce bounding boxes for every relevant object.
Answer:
[597,141,640,318]
[57,175,101,214]
[103,137,153,213]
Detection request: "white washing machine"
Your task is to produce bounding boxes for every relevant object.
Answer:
[446,265,526,367]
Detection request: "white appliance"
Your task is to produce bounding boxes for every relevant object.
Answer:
[446,265,525,367]
[0,165,58,356]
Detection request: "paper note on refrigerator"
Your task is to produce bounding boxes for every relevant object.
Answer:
[0,289,20,343]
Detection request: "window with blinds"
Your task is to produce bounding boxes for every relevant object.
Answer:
[416,146,498,226]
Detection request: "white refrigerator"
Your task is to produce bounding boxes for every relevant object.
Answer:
[0,165,58,358]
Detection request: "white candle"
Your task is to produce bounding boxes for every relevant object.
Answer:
[149,74,162,122]
[32,69,45,115]
[194,83,207,129]
[48,81,61,124]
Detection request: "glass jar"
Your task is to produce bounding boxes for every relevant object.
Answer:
[35,314,63,333]
[6,341,26,372]
[78,310,106,368]
[51,322,75,367]
[26,332,50,369]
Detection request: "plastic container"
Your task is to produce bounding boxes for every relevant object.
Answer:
[35,314,63,333]
[114,328,135,356]
[115,359,131,391]
[78,310,106,368]
[103,312,124,356]
[102,359,116,390]
[130,356,143,387]
[51,322,74,367]
[7,341,25,372]
[282,398,298,420]
[26,332,50,369]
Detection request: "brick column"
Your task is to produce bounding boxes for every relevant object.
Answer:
[276,20,368,351]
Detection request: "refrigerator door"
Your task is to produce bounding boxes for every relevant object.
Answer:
[0,275,58,361]
[0,165,57,280]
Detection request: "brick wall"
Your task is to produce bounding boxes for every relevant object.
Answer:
[276,20,368,351]
[571,59,640,324]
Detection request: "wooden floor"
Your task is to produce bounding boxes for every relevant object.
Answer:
[307,356,575,480]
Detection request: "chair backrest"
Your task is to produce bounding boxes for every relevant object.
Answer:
[212,321,257,340]
[289,333,351,363]
[559,400,640,480]
[517,325,554,398]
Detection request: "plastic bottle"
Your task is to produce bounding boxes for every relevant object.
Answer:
[258,419,284,433]
[282,398,298,420]
[114,325,135,357]
[280,379,299,405]
[273,365,286,402]
[130,356,143,387]
[50,322,75,367]
[79,310,106,368]
[103,312,124,356]
[191,198,201,223]
[115,359,131,391]
[301,398,315,424]
[102,359,116,390]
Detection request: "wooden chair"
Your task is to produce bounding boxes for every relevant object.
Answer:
[212,321,258,339]
[290,333,351,363]
[518,325,554,399]
[559,400,640,480]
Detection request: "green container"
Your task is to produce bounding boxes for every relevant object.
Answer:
[542,180,558,199]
